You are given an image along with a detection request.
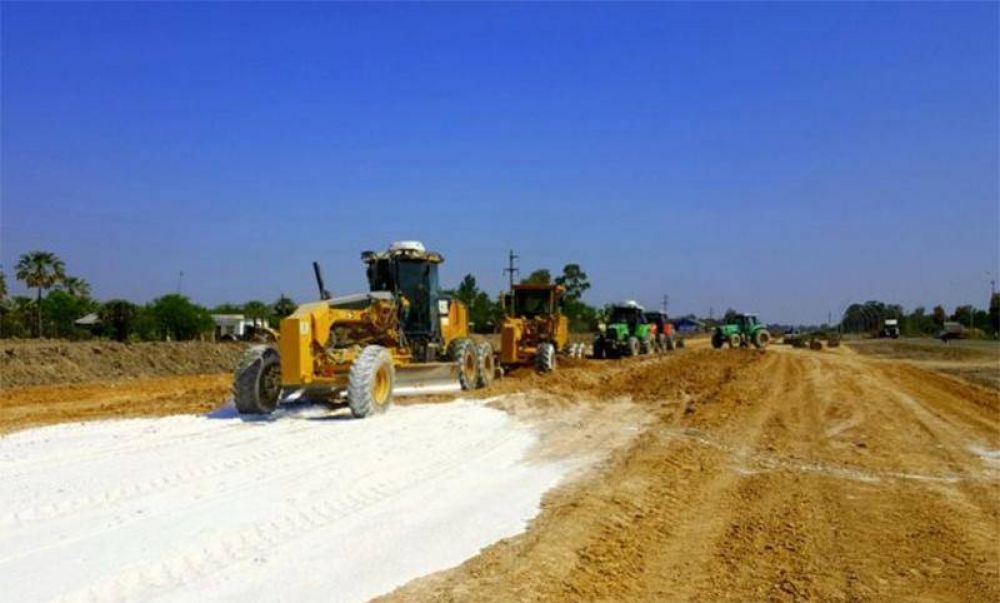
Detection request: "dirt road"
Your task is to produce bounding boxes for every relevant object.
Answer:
[383,346,999,602]
[0,345,996,601]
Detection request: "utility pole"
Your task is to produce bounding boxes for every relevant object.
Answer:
[709,306,714,321]
[176,270,184,295]
[503,250,519,290]
[661,294,669,315]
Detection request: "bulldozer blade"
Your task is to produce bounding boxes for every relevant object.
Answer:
[393,362,461,396]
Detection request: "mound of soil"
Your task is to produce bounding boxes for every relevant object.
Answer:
[0,341,246,389]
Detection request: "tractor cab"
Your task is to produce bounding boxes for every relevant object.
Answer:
[736,314,760,330]
[608,301,647,328]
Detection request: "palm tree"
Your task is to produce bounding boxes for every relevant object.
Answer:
[15,251,66,337]
[60,276,92,299]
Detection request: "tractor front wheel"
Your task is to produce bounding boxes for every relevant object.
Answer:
[728,334,741,349]
[627,336,640,357]
[233,345,282,415]
[347,345,395,418]
[536,342,556,372]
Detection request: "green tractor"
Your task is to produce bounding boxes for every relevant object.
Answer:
[712,313,772,350]
[593,300,655,358]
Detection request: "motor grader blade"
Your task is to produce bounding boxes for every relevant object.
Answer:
[392,362,462,396]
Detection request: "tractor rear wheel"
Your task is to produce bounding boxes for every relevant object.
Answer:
[536,342,556,372]
[593,340,605,359]
[476,341,496,388]
[728,334,741,348]
[753,329,772,349]
[233,345,282,415]
[449,338,478,390]
[711,333,724,349]
[347,345,395,418]
[627,336,640,357]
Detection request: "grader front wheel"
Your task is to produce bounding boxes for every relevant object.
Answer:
[233,345,282,415]
[347,345,395,418]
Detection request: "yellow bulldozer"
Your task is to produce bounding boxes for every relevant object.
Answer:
[233,241,495,418]
[499,284,583,372]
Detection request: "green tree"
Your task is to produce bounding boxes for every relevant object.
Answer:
[59,276,91,299]
[0,268,7,300]
[147,294,213,340]
[952,305,975,328]
[554,264,590,302]
[452,274,499,333]
[242,300,270,322]
[932,305,947,326]
[41,290,97,339]
[521,269,551,285]
[211,303,243,314]
[15,251,66,337]
[99,299,138,342]
[272,295,297,320]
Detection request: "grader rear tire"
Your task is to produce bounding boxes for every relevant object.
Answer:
[233,345,282,415]
[449,338,478,390]
[347,345,395,418]
[536,342,556,372]
[476,341,496,388]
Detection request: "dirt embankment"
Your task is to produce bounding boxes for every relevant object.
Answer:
[0,340,245,389]
[382,346,999,602]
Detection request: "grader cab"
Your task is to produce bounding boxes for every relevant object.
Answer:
[233,241,495,418]
[499,284,579,372]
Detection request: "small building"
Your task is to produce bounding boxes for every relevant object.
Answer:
[672,317,705,334]
[211,314,268,341]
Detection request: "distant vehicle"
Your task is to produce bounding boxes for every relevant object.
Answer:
[593,300,654,358]
[211,314,273,342]
[878,319,901,339]
[937,321,964,342]
[712,313,771,349]
[644,311,684,351]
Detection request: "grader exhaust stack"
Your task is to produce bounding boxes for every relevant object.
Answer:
[232,242,494,418]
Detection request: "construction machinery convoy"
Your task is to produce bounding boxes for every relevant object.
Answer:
[712,313,771,349]
[499,283,583,373]
[233,241,494,418]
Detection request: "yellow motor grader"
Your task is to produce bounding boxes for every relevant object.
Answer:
[499,284,582,372]
[233,241,495,418]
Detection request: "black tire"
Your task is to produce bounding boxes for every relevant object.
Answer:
[347,345,394,418]
[711,333,724,349]
[536,342,556,372]
[449,337,478,390]
[233,345,282,415]
[728,334,741,348]
[476,341,496,389]
[639,337,651,355]
[593,339,605,359]
[677,337,686,349]
[626,336,640,357]
[752,329,772,349]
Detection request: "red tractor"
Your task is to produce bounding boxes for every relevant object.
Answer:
[644,311,684,351]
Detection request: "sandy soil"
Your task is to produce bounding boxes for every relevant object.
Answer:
[0,344,996,601]
[381,347,999,602]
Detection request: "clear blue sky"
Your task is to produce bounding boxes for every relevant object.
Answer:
[2,2,997,324]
